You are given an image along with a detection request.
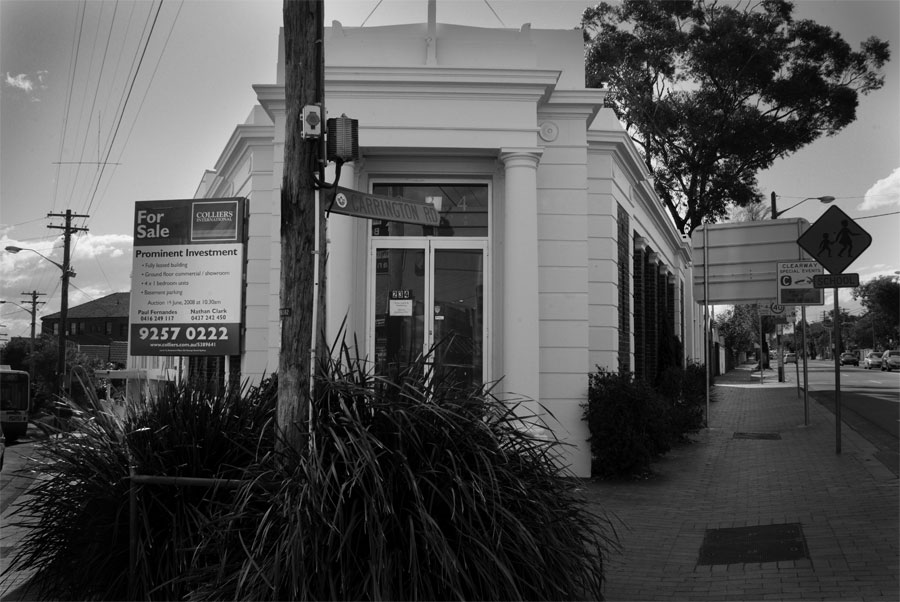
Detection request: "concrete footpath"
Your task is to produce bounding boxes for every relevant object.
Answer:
[589,364,899,601]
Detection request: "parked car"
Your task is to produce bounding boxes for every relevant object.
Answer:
[783,352,797,364]
[839,352,859,367]
[881,350,900,372]
[864,351,882,369]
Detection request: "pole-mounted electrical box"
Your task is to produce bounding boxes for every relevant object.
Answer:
[326,114,359,162]
[302,105,322,138]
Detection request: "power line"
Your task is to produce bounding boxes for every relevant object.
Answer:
[83,0,165,218]
[88,0,185,219]
[855,210,900,220]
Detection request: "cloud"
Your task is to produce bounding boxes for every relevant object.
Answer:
[1,233,133,339]
[3,70,48,101]
[858,167,900,211]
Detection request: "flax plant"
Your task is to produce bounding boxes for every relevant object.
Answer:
[186,342,618,601]
[2,376,276,600]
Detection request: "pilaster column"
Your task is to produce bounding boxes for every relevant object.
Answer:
[633,236,647,379]
[646,251,659,380]
[500,148,542,406]
[325,161,357,349]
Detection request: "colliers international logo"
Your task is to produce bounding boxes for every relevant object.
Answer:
[191,200,240,241]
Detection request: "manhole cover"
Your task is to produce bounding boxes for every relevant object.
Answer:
[698,523,808,565]
[733,431,782,440]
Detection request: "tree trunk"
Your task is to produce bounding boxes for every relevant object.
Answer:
[278,0,324,452]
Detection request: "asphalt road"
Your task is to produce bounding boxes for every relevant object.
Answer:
[799,358,900,474]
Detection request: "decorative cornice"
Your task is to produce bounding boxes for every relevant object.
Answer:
[325,66,560,103]
[589,129,691,265]
[253,85,286,122]
[634,236,648,253]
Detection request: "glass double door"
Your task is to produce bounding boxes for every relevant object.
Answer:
[371,239,486,389]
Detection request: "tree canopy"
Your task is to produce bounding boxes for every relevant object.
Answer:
[582,0,890,235]
[853,275,900,324]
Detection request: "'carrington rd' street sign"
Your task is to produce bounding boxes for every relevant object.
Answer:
[331,187,440,226]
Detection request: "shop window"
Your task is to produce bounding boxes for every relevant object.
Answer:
[371,183,488,238]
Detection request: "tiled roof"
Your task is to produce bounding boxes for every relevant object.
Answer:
[41,292,130,320]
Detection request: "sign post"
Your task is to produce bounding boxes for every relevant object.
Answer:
[777,260,824,416]
[797,206,872,454]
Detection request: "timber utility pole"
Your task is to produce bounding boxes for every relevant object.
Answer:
[21,291,45,384]
[47,210,88,397]
[279,0,327,451]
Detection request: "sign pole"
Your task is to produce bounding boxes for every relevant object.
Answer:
[801,305,809,426]
[833,288,841,454]
[758,309,764,385]
[703,226,710,427]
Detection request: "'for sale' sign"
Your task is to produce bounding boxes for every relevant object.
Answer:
[129,198,246,356]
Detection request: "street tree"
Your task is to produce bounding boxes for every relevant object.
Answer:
[279,0,327,452]
[582,0,890,235]
[853,275,900,325]
[716,304,778,368]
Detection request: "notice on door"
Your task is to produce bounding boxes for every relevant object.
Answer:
[130,198,246,356]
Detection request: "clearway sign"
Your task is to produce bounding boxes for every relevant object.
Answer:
[777,261,824,305]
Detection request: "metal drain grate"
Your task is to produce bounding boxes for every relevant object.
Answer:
[733,431,782,440]
[698,523,808,565]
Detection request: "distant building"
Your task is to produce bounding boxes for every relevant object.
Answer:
[41,292,130,365]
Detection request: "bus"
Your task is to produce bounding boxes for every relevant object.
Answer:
[0,366,30,440]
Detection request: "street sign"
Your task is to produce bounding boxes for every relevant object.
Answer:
[796,205,871,274]
[758,302,785,316]
[777,261,824,305]
[330,186,440,226]
[813,273,860,289]
[692,219,812,304]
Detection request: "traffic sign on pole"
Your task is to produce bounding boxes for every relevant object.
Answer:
[796,206,871,274]
[813,273,860,288]
[777,261,824,305]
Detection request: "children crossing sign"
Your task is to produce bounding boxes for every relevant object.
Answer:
[796,206,871,274]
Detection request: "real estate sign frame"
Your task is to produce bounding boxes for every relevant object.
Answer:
[129,198,247,356]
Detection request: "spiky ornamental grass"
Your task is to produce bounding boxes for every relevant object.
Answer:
[4,343,617,601]
[2,377,276,601]
[184,346,619,601]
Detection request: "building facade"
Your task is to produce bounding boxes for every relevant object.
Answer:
[184,21,700,477]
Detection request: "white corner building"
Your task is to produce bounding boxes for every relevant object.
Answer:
[190,18,701,477]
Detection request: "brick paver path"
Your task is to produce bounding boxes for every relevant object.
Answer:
[587,367,899,601]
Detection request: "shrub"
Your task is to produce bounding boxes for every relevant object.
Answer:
[184,348,618,601]
[3,377,276,601]
[583,370,670,478]
[6,345,617,601]
[657,365,704,442]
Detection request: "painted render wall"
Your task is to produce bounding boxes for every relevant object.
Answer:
[193,22,697,477]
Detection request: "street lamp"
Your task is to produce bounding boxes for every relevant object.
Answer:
[0,299,38,383]
[770,193,836,218]
[5,245,75,396]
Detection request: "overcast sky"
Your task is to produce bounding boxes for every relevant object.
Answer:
[1,0,898,341]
